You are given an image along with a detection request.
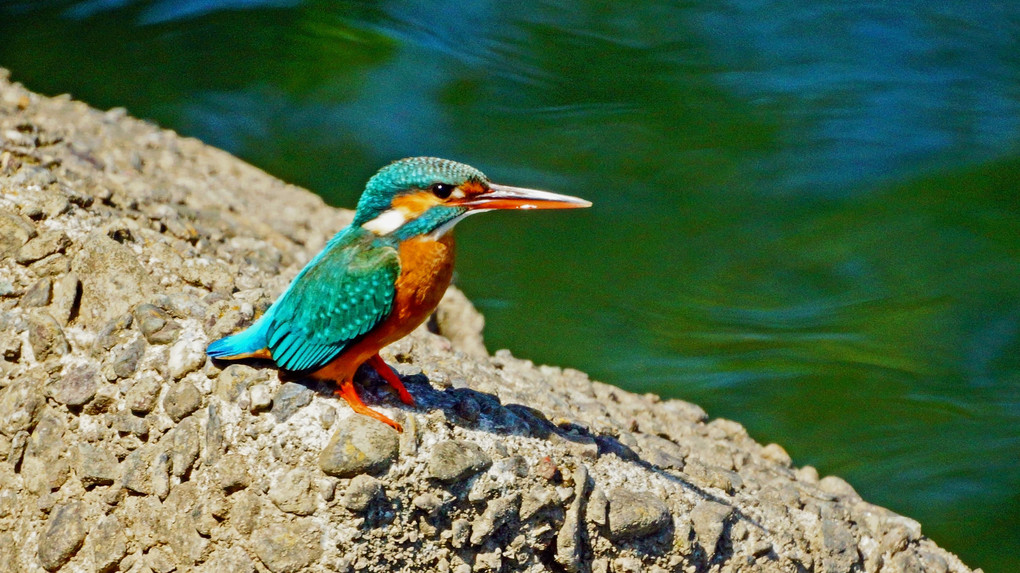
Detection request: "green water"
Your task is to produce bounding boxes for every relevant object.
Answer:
[2,1,1018,569]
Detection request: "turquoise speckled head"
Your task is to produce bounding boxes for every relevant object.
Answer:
[351,157,591,240]
[353,157,488,225]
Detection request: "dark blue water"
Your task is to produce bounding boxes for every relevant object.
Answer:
[2,2,1018,570]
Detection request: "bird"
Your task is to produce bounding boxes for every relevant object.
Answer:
[207,157,590,431]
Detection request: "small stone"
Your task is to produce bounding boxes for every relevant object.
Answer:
[94,313,133,352]
[587,487,608,526]
[0,334,21,363]
[471,492,521,545]
[90,514,127,573]
[125,371,162,414]
[111,337,146,379]
[163,380,202,422]
[318,415,399,478]
[20,277,52,307]
[412,492,442,514]
[761,443,793,466]
[215,364,257,401]
[449,518,471,549]
[249,383,272,412]
[0,377,45,436]
[428,440,492,483]
[556,464,589,571]
[253,519,324,573]
[168,332,206,379]
[217,454,251,493]
[206,401,224,463]
[38,500,87,571]
[153,450,171,499]
[607,488,672,542]
[690,500,732,556]
[77,443,120,487]
[16,230,70,265]
[231,490,261,535]
[534,456,560,481]
[134,303,181,344]
[50,363,98,407]
[819,517,858,572]
[83,384,118,415]
[819,475,860,500]
[271,382,313,422]
[520,486,559,521]
[0,210,35,258]
[269,468,319,516]
[27,310,69,361]
[72,232,155,329]
[342,474,384,513]
[171,417,201,477]
[146,545,176,573]
[120,446,155,495]
[49,273,80,325]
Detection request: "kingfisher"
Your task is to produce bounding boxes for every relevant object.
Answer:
[207,157,590,431]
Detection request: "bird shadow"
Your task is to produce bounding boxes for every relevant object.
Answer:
[360,366,766,536]
[220,355,768,553]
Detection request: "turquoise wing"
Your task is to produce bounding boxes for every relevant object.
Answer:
[265,231,400,373]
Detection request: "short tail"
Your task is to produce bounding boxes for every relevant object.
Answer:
[207,315,271,360]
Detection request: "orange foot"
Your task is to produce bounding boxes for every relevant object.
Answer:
[367,353,416,406]
[335,379,403,432]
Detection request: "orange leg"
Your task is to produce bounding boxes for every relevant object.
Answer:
[367,353,416,406]
[335,379,404,432]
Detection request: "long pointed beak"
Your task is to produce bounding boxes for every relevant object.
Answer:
[454,184,592,210]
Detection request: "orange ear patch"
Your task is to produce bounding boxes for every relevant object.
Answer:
[460,180,487,197]
[392,191,442,217]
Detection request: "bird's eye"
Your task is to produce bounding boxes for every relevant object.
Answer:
[430,183,455,199]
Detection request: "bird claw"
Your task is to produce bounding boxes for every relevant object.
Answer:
[335,380,403,432]
[368,353,416,406]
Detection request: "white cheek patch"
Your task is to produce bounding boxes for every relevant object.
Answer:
[362,209,407,235]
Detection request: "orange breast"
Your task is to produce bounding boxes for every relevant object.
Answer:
[388,233,456,335]
[312,234,456,381]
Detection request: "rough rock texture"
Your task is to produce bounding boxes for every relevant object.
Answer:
[0,69,976,572]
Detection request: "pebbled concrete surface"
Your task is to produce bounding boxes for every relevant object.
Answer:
[0,68,976,573]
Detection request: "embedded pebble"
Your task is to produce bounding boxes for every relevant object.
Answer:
[168,332,207,379]
[37,500,87,571]
[170,417,201,477]
[0,377,44,436]
[269,468,319,516]
[690,500,733,556]
[318,415,399,478]
[72,232,156,329]
[26,310,69,361]
[271,382,313,422]
[163,380,202,422]
[607,488,672,541]
[111,337,146,379]
[16,230,70,265]
[76,443,120,487]
[342,474,384,513]
[555,464,589,571]
[428,440,492,483]
[50,363,98,407]
[253,520,324,573]
[90,514,128,573]
[470,492,521,545]
[135,303,181,344]
[125,371,162,414]
[20,277,51,307]
[249,383,272,412]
